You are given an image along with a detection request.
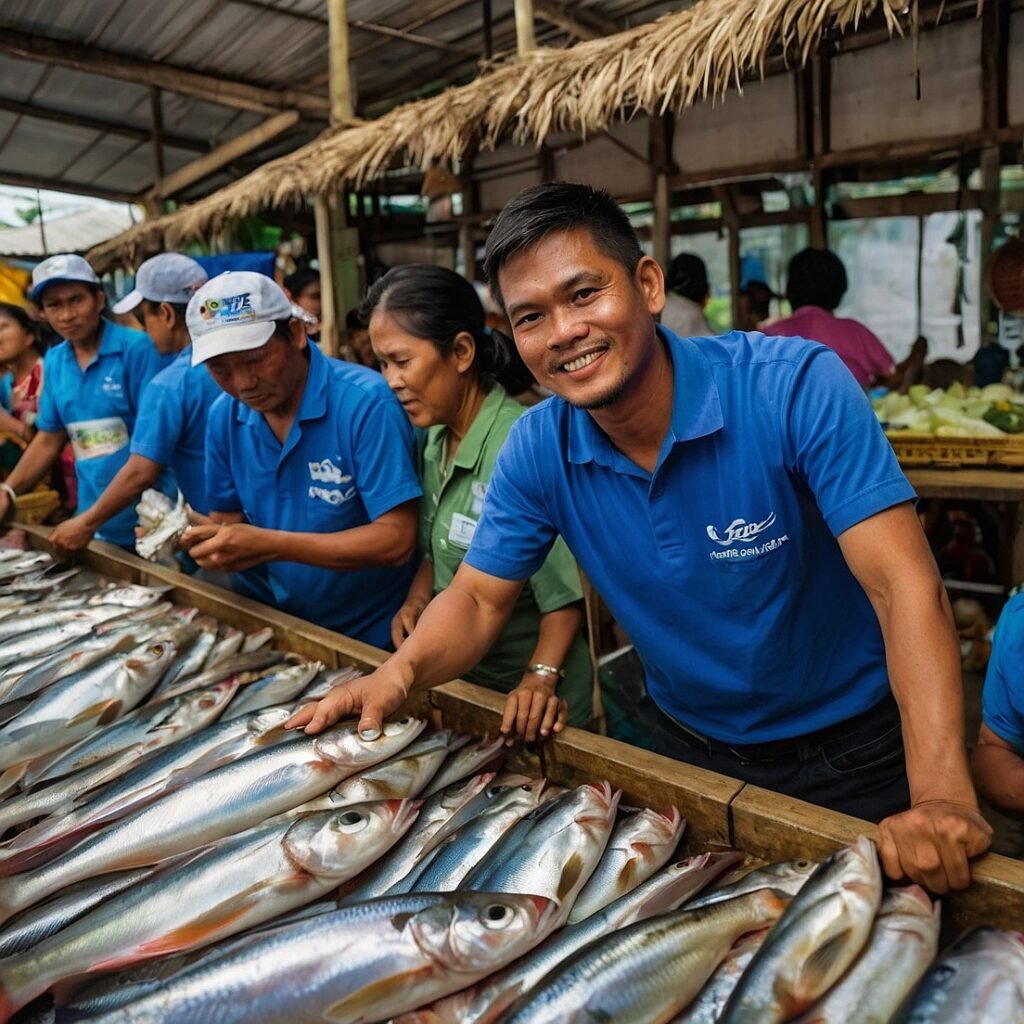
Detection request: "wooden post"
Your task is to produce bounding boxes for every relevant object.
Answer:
[514,0,536,58]
[482,0,494,59]
[316,0,353,358]
[979,146,1001,346]
[715,185,742,328]
[650,115,674,275]
[809,54,831,250]
[147,87,165,218]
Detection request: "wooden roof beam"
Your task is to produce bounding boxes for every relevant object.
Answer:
[0,96,208,153]
[148,110,301,201]
[0,29,330,118]
[533,1,620,41]
[0,170,137,204]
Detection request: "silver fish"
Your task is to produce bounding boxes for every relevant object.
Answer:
[412,850,747,1024]
[298,664,364,703]
[891,926,1024,1023]
[795,885,940,1024]
[501,887,789,1024]
[202,625,244,672]
[281,729,460,822]
[671,929,769,1024]
[0,800,420,1017]
[394,777,548,894]
[567,805,685,923]
[154,616,218,694]
[221,659,323,719]
[241,627,274,652]
[463,781,620,925]
[0,869,153,958]
[336,773,495,905]
[0,607,130,670]
[0,716,426,925]
[24,677,240,789]
[719,835,883,1023]
[134,490,189,564]
[686,857,819,910]
[0,707,298,878]
[421,734,504,797]
[151,648,286,702]
[87,585,171,609]
[77,893,556,1024]
[0,639,178,772]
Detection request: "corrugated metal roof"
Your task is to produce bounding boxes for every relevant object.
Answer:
[0,205,137,257]
[0,0,681,205]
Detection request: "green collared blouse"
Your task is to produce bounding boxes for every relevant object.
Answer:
[419,385,592,726]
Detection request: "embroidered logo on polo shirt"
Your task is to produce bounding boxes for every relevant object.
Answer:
[101,373,123,396]
[307,457,356,506]
[706,512,776,546]
[706,511,789,561]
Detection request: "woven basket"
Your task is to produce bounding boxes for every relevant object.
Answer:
[12,489,61,525]
[887,431,1024,468]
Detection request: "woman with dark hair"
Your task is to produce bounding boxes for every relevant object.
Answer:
[363,264,592,741]
[0,302,43,443]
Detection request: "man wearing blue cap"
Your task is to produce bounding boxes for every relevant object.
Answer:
[0,254,166,546]
[49,253,219,556]
[180,271,422,649]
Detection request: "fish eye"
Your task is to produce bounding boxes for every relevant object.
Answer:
[518,785,531,792]
[482,904,513,930]
[398,717,411,725]
[337,811,367,833]
[795,860,813,869]
[486,785,504,797]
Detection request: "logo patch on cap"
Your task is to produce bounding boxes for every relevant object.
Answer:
[200,292,255,323]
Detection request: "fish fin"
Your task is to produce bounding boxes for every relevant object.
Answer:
[66,700,122,728]
[325,969,434,1023]
[91,902,258,970]
[0,761,28,799]
[557,851,585,903]
[793,929,854,1003]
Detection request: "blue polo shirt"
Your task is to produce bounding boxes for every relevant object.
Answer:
[36,320,167,546]
[204,343,421,648]
[981,592,1024,751]
[130,346,221,515]
[466,329,916,744]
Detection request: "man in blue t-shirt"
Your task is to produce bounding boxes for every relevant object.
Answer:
[972,590,1024,819]
[0,254,166,547]
[49,252,215,556]
[178,271,421,650]
[291,183,992,894]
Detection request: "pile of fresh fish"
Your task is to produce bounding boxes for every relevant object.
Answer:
[0,549,1019,1024]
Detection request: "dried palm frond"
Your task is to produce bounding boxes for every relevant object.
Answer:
[89,0,951,273]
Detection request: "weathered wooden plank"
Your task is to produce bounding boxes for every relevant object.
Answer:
[732,784,1024,934]
[430,680,740,851]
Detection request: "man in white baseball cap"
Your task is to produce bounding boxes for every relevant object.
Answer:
[180,271,422,648]
[0,253,166,547]
[50,253,221,558]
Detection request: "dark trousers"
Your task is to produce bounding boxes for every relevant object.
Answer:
[651,694,911,823]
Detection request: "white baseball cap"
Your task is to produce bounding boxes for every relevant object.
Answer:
[31,254,101,301]
[112,253,208,314]
[187,271,294,366]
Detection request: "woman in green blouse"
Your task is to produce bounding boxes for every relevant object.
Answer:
[363,265,592,742]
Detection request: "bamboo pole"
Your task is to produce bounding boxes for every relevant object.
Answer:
[514,0,536,58]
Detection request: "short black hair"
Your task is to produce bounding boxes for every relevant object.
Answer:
[345,307,367,332]
[141,298,188,324]
[785,248,848,312]
[666,253,709,303]
[361,264,512,389]
[482,183,644,310]
[0,302,45,355]
[283,267,319,298]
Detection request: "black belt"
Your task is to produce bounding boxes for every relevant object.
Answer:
[660,693,900,764]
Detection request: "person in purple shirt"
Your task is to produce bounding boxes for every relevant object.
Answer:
[769,248,895,390]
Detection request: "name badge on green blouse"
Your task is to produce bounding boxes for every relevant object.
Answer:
[471,480,488,515]
[448,512,477,550]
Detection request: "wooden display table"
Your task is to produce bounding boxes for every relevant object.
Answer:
[904,467,1024,587]
[12,523,1024,934]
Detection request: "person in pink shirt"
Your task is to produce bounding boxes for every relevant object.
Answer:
[770,248,895,390]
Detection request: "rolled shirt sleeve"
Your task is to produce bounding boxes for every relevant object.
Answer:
[982,594,1024,751]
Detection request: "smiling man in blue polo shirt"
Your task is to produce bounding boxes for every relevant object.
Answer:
[179,271,421,649]
[291,184,992,893]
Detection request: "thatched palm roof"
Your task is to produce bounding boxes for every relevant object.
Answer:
[88,0,916,271]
